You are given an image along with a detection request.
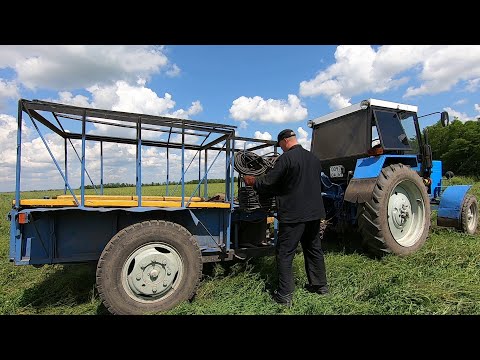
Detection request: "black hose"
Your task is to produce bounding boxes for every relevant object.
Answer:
[235,151,278,211]
[234,151,278,176]
[238,186,275,211]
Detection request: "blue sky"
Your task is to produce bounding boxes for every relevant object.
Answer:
[1,45,479,192]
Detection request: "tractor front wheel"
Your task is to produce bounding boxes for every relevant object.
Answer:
[358,164,431,256]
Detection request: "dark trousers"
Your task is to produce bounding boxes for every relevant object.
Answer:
[276,219,327,295]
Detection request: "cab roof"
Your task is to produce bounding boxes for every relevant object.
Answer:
[309,99,418,127]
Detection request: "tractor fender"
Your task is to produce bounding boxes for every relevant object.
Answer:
[344,155,418,203]
[437,185,472,228]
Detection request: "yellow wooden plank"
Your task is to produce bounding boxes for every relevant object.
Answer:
[56,195,136,200]
[17,199,79,207]
[163,196,204,202]
[55,195,205,202]
[16,198,230,209]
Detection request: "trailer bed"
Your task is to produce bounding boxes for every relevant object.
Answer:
[14,195,231,209]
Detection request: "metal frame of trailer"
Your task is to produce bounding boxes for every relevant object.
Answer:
[9,99,278,266]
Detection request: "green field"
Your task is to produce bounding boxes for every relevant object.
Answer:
[1,179,479,315]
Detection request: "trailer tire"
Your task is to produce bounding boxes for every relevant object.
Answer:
[459,194,478,235]
[96,220,202,315]
[358,163,431,256]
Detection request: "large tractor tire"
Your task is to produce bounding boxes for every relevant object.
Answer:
[96,220,202,315]
[458,194,478,235]
[358,164,430,256]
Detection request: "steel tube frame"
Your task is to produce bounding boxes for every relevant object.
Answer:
[23,107,79,205]
[81,111,86,207]
[136,117,142,206]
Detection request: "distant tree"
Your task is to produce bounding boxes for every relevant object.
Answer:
[426,118,480,177]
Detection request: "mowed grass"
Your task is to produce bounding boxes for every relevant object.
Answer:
[0,179,479,315]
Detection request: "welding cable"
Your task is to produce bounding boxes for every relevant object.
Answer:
[234,151,278,176]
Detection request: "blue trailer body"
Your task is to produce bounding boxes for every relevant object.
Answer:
[9,99,279,269]
[9,206,240,265]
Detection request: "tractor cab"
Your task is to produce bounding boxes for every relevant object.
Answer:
[308,99,448,183]
[308,99,422,181]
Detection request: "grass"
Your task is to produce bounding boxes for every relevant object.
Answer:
[0,178,479,315]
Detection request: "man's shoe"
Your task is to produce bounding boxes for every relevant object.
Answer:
[272,289,293,307]
[304,284,329,295]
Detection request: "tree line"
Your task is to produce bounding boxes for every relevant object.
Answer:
[427,118,480,177]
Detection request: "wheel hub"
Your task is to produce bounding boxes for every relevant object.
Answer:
[391,193,411,229]
[387,180,425,247]
[125,247,179,298]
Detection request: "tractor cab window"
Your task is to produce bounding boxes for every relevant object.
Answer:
[371,125,380,147]
[398,113,419,154]
[373,110,412,151]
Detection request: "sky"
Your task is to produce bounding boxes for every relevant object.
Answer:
[0,45,479,192]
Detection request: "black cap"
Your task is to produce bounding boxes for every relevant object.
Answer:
[276,129,296,146]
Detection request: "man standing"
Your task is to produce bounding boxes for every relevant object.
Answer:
[244,129,328,307]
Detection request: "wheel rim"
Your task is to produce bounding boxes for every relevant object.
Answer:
[121,243,184,303]
[387,179,426,247]
[467,202,478,233]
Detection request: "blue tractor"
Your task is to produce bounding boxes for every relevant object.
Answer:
[308,99,478,256]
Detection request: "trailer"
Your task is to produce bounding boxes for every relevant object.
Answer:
[8,99,279,314]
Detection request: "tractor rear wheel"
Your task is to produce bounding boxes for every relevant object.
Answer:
[358,164,431,256]
[96,220,202,315]
[458,194,478,235]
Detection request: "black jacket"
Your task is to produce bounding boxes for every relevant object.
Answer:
[254,144,326,223]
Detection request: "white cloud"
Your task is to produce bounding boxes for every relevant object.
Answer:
[238,121,248,129]
[0,83,206,191]
[0,79,19,108]
[50,91,92,107]
[44,82,203,139]
[475,104,480,113]
[299,45,480,109]
[253,131,272,141]
[404,46,480,97]
[170,100,203,119]
[466,78,480,92]
[443,107,472,122]
[229,94,308,123]
[88,81,177,114]
[166,64,181,77]
[296,127,311,150]
[0,45,173,90]
[454,99,467,106]
[299,45,414,104]
[328,94,351,110]
[0,114,20,168]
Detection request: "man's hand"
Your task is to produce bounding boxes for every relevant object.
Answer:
[244,175,256,186]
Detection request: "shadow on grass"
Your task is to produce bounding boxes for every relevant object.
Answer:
[19,262,110,315]
[202,229,375,294]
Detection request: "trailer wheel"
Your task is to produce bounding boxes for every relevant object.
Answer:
[358,163,431,256]
[459,194,478,235]
[96,220,202,315]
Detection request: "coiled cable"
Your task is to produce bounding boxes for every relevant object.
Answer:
[234,151,278,176]
[238,186,275,211]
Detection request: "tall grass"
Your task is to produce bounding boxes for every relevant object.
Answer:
[0,178,479,315]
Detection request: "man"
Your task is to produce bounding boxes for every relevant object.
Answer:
[244,129,328,307]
